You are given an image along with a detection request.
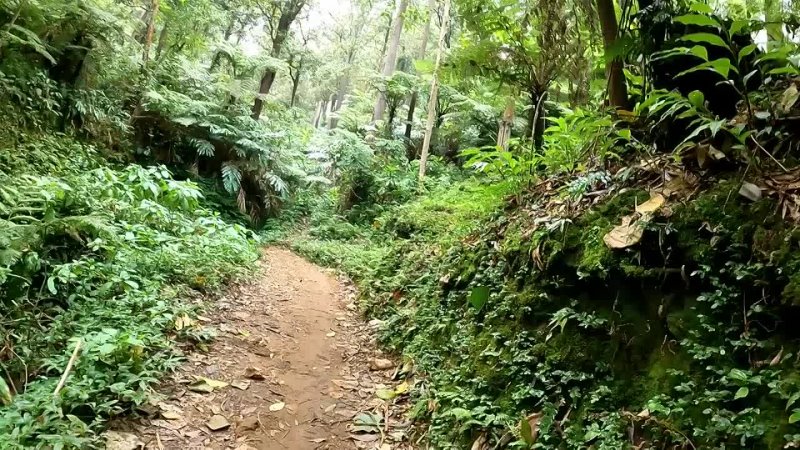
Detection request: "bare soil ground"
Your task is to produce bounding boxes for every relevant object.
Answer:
[108,248,413,450]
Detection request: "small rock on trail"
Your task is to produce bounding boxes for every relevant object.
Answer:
[108,247,414,450]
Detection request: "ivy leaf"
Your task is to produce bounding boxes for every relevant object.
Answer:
[468,286,490,311]
[734,387,749,399]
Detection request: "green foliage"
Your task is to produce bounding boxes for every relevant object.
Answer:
[0,159,257,448]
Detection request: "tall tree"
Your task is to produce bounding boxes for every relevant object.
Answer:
[404,0,436,143]
[418,0,450,183]
[373,0,409,123]
[141,0,160,66]
[596,0,629,109]
[251,0,307,120]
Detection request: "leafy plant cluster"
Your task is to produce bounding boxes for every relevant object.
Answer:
[0,147,258,448]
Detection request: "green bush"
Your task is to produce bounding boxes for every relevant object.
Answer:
[0,164,258,449]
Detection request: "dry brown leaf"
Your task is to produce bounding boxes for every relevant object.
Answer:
[636,193,665,214]
[603,216,644,249]
[739,182,762,202]
[206,415,230,431]
[781,84,799,113]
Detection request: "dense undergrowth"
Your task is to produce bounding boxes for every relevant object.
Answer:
[293,166,800,450]
[0,133,258,448]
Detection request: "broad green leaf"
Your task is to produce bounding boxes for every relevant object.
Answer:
[689,45,709,61]
[468,286,490,311]
[674,14,721,29]
[734,387,749,399]
[689,3,714,14]
[521,417,535,444]
[679,33,730,51]
[790,410,800,424]
[738,44,757,63]
[0,377,12,406]
[730,19,749,36]
[47,277,57,295]
[729,368,749,381]
[677,58,735,79]
[688,90,705,108]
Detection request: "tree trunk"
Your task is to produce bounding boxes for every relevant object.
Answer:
[141,0,160,67]
[418,0,450,183]
[373,0,409,123]
[252,70,277,119]
[290,64,302,108]
[312,101,323,127]
[155,23,168,61]
[252,0,306,120]
[497,96,515,150]
[326,93,337,128]
[405,0,436,143]
[596,0,629,109]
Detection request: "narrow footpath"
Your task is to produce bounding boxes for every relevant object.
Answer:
[109,248,412,450]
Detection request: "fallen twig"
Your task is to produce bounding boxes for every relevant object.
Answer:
[53,339,82,397]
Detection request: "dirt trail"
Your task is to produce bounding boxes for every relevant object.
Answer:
[112,248,411,450]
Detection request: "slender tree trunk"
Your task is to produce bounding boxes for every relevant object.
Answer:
[418,0,450,183]
[373,0,409,122]
[155,22,168,61]
[497,95,515,150]
[326,93,337,128]
[377,10,393,70]
[312,101,323,127]
[405,0,436,143]
[596,0,629,109]
[141,0,160,67]
[252,71,277,119]
[290,63,302,108]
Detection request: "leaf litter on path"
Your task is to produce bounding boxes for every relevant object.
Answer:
[106,248,417,449]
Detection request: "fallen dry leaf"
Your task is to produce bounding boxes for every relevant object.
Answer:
[635,193,665,214]
[369,358,394,371]
[187,377,228,393]
[269,401,286,412]
[231,380,251,390]
[104,431,144,450]
[206,414,230,431]
[739,182,762,202]
[603,216,644,249]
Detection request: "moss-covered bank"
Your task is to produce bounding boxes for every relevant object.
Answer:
[293,175,800,449]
